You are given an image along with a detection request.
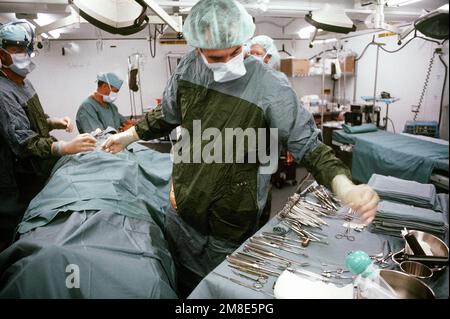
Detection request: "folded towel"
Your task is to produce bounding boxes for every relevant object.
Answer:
[370,200,448,238]
[342,123,378,134]
[368,174,437,210]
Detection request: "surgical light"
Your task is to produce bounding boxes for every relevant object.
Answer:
[305,4,356,34]
[414,4,449,40]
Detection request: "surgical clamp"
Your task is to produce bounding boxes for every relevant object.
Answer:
[335,227,355,241]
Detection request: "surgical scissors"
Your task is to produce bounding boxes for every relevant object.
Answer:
[335,227,355,241]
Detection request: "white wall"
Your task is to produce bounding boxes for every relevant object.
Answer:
[27,25,449,141]
[342,33,449,139]
[256,20,449,139]
[28,39,189,141]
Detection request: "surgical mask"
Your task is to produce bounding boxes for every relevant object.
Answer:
[103,91,118,103]
[252,53,268,64]
[201,50,246,83]
[1,49,35,77]
[98,80,118,103]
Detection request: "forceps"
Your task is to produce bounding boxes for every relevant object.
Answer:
[335,227,355,241]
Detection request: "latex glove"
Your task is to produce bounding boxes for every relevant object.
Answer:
[332,174,379,225]
[47,117,74,132]
[52,133,97,156]
[101,126,139,153]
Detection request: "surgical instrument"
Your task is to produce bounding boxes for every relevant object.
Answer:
[232,270,268,286]
[213,272,275,298]
[226,255,281,277]
[249,237,309,257]
[335,227,355,241]
[261,232,309,246]
[228,264,271,279]
[244,243,310,268]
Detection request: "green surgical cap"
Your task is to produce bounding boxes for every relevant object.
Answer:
[250,35,274,53]
[183,0,256,49]
[250,35,280,67]
[97,72,123,90]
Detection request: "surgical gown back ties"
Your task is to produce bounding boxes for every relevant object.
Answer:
[135,52,351,243]
[76,97,125,134]
[0,75,58,247]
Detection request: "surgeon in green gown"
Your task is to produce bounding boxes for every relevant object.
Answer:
[0,22,97,252]
[76,72,126,134]
[101,0,380,295]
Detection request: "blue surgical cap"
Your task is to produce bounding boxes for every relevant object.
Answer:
[183,0,255,49]
[0,22,33,54]
[97,72,123,90]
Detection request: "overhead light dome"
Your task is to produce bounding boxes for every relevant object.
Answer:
[305,4,356,34]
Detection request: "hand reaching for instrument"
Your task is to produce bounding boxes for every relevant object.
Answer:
[332,175,379,225]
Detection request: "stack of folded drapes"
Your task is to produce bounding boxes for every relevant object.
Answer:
[371,200,447,238]
[368,174,437,209]
[368,174,448,238]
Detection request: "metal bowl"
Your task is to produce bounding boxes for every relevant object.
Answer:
[404,230,449,272]
[380,270,435,299]
[400,261,433,279]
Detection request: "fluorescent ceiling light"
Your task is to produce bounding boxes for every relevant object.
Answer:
[298,25,316,39]
[48,30,60,39]
[311,38,338,45]
[34,13,61,39]
[386,0,422,7]
[33,13,55,27]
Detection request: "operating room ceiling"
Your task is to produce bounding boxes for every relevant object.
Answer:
[0,0,447,40]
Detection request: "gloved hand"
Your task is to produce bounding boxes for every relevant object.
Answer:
[47,117,74,132]
[332,174,379,225]
[101,126,139,153]
[52,133,97,156]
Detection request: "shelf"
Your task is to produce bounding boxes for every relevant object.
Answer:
[361,96,400,104]
[289,72,355,78]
